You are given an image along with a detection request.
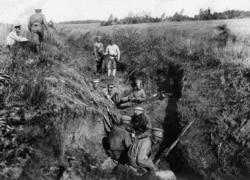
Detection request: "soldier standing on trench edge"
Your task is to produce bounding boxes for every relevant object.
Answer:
[28,8,48,54]
[104,38,120,78]
[93,36,105,75]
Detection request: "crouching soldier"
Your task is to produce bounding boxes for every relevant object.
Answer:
[127,128,176,180]
[5,21,28,50]
[119,79,146,109]
[103,83,120,106]
[124,107,152,140]
[107,116,132,164]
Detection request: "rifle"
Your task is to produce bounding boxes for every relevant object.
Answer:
[106,106,118,125]
[154,119,195,165]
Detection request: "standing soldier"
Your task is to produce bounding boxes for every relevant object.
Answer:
[119,79,146,108]
[94,36,104,75]
[104,38,120,77]
[28,8,48,54]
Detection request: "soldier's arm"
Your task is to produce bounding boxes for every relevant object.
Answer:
[93,43,98,58]
[137,89,146,102]
[28,17,32,32]
[124,132,132,148]
[116,45,120,61]
[42,14,48,30]
[10,32,28,42]
[137,139,157,170]
[103,46,109,55]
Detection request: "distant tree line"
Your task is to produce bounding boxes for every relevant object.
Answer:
[59,20,102,24]
[100,12,162,26]
[59,9,250,26]
[170,9,250,21]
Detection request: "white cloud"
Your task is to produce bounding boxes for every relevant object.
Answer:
[0,0,250,23]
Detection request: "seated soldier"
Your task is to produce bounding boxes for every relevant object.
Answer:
[124,107,152,140]
[92,79,100,90]
[119,79,146,109]
[127,128,176,180]
[107,116,132,164]
[103,83,120,105]
[5,21,28,49]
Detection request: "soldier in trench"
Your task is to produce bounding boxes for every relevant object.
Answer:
[127,128,176,180]
[119,79,146,109]
[102,83,120,106]
[107,116,132,164]
[123,107,153,140]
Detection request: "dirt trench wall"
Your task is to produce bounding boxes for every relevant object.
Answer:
[57,106,107,163]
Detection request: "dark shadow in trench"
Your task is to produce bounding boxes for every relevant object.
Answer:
[154,63,185,171]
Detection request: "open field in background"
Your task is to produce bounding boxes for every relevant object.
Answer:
[56,18,250,68]
[57,18,250,36]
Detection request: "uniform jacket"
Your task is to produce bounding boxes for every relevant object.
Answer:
[5,31,28,47]
[131,113,152,139]
[130,88,146,102]
[108,125,132,151]
[105,44,120,60]
[28,13,48,31]
[94,42,104,56]
[128,137,156,170]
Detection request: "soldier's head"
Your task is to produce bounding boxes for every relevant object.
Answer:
[135,79,142,90]
[120,115,131,126]
[133,107,144,116]
[96,36,101,42]
[107,83,114,93]
[13,21,21,33]
[35,8,42,13]
[92,79,99,90]
[152,128,164,144]
[110,38,115,45]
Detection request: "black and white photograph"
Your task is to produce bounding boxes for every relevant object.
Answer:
[0,0,250,179]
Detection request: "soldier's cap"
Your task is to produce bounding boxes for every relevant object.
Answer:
[108,83,114,88]
[152,128,164,138]
[135,79,142,84]
[93,79,100,83]
[121,115,132,124]
[35,8,42,12]
[134,107,144,111]
[13,21,21,28]
[96,36,101,39]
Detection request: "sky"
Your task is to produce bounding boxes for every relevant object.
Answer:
[0,0,250,23]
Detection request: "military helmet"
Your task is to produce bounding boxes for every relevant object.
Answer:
[135,79,142,84]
